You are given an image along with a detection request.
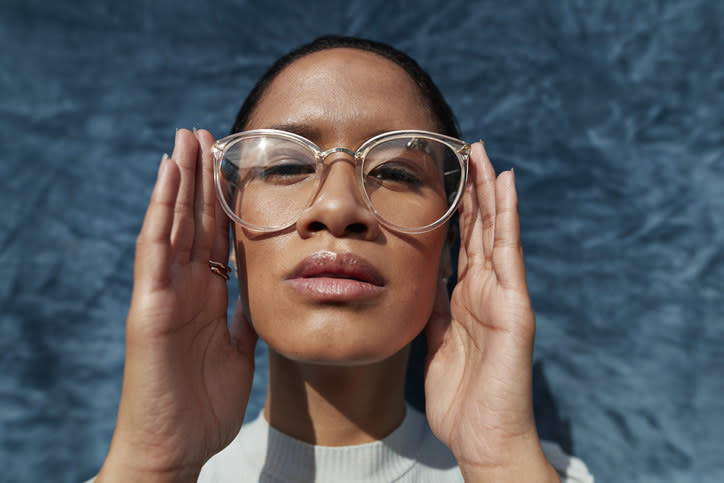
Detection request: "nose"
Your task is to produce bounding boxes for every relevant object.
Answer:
[296,153,380,240]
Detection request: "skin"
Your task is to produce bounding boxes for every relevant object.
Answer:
[239,53,445,363]
[97,49,558,482]
[237,49,449,445]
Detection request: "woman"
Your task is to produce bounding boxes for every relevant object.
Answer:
[94,36,591,482]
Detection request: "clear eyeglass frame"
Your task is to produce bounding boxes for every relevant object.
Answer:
[211,129,470,233]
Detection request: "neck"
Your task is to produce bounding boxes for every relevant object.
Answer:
[264,347,410,446]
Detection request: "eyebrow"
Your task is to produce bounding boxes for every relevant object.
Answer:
[268,123,323,141]
[268,123,397,149]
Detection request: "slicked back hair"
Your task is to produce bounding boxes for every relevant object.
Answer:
[230,35,460,138]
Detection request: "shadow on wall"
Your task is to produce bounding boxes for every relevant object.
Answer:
[533,360,573,455]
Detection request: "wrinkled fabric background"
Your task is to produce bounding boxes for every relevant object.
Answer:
[1,1,722,481]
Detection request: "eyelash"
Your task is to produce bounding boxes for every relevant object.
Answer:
[261,162,315,178]
[367,163,423,186]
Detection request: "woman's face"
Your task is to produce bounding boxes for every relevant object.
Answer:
[235,48,448,364]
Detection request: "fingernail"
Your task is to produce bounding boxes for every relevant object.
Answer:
[479,139,485,146]
[193,127,198,135]
[159,153,169,174]
[158,154,169,177]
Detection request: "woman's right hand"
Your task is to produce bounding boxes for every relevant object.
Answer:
[97,129,257,482]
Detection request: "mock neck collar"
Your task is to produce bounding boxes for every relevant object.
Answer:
[238,404,429,481]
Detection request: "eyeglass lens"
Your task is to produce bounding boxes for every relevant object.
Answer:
[217,135,462,231]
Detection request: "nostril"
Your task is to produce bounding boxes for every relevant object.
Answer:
[346,223,367,234]
[308,221,326,232]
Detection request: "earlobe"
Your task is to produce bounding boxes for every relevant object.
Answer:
[230,237,255,324]
[230,229,243,280]
[229,243,238,278]
[438,243,452,283]
[438,223,457,283]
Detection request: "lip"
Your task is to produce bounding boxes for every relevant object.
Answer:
[285,251,386,302]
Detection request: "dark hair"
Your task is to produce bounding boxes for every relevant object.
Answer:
[230,35,460,138]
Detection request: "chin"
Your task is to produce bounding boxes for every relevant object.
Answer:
[272,345,403,367]
[256,314,420,367]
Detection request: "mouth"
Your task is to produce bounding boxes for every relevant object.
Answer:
[291,251,385,285]
[285,251,386,301]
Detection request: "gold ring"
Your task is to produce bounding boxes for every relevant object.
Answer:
[208,260,231,281]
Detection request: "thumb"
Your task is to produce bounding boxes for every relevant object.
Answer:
[229,297,258,362]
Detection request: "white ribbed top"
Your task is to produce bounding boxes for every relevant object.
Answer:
[197,405,594,482]
[199,404,461,482]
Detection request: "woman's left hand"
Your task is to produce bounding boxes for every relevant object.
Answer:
[424,142,558,481]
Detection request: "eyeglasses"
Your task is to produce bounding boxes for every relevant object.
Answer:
[212,129,470,233]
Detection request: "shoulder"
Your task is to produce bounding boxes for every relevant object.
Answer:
[406,406,593,483]
[407,412,595,482]
[198,411,269,482]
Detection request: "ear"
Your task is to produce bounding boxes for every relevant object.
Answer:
[438,224,456,282]
[438,246,452,282]
[229,228,242,279]
[229,243,238,277]
[229,230,254,322]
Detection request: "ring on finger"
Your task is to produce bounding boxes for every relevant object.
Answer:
[208,260,231,281]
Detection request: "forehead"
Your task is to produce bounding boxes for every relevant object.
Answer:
[246,48,437,140]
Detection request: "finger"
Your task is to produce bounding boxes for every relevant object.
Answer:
[456,143,482,274]
[457,141,494,273]
[424,279,452,361]
[229,297,258,362]
[456,171,474,274]
[203,130,231,265]
[169,129,199,263]
[190,128,219,262]
[492,170,528,292]
[135,154,180,289]
[472,142,497,262]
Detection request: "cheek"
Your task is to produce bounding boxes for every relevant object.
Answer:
[390,236,446,329]
[232,232,280,320]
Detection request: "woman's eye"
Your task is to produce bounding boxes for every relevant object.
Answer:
[367,163,423,187]
[260,161,315,179]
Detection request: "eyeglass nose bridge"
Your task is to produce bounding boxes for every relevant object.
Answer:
[312,146,366,198]
[309,144,375,208]
[318,146,358,161]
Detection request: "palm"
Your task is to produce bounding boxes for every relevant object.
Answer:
[425,143,537,467]
[113,129,257,473]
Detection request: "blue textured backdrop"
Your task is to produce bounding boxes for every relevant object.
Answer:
[1,1,722,481]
